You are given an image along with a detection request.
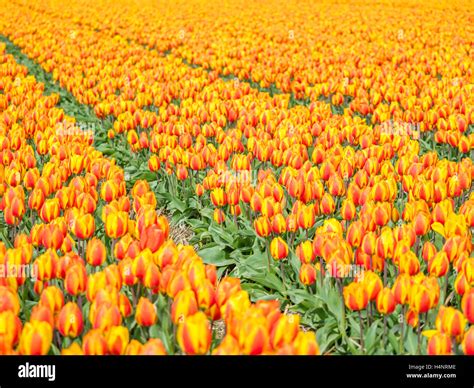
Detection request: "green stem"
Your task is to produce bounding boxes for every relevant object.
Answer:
[368,301,373,326]
[265,238,271,272]
[110,239,116,262]
[140,325,147,342]
[55,331,63,351]
[358,310,365,354]
[382,314,387,348]
[337,279,347,342]
[280,260,286,292]
[443,270,449,305]
[399,305,406,355]
[319,257,324,288]
[131,284,137,307]
[416,315,422,355]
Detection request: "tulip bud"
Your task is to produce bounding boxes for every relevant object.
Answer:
[409,284,433,313]
[436,306,466,337]
[166,271,191,298]
[143,263,161,291]
[140,338,167,355]
[293,331,320,355]
[0,286,20,315]
[376,228,396,259]
[132,251,152,283]
[343,282,369,311]
[320,193,335,215]
[176,165,188,180]
[392,274,411,304]
[211,335,240,355]
[270,237,288,260]
[83,329,108,355]
[271,213,287,234]
[210,188,226,207]
[106,325,129,355]
[39,286,64,313]
[427,332,452,355]
[346,221,364,248]
[177,311,211,355]
[61,342,84,355]
[213,208,225,224]
[428,252,449,278]
[406,308,419,328]
[341,199,356,221]
[399,251,420,275]
[34,249,59,282]
[286,214,299,233]
[195,184,205,197]
[361,271,382,301]
[124,339,143,355]
[216,277,241,309]
[114,234,133,261]
[72,213,95,239]
[139,225,165,253]
[0,311,21,353]
[118,257,137,287]
[171,289,198,324]
[135,297,157,327]
[270,314,300,349]
[104,210,128,239]
[90,302,122,331]
[101,180,119,202]
[373,205,390,227]
[254,216,271,237]
[41,223,64,250]
[413,212,430,236]
[205,264,217,286]
[148,155,160,172]
[28,188,45,212]
[57,302,83,338]
[455,272,470,296]
[86,238,107,267]
[462,289,474,324]
[39,198,60,223]
[376,287,396,314]
[63,262,86,296]
[238,312,270,355]
[19,321,53,355]
[299,264,317,286]
[462,326,474,355]
[422,241,437,262]
[116,293,131,318]
[361,231,377,256]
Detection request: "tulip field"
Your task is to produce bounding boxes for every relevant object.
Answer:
[0,0,472,356]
